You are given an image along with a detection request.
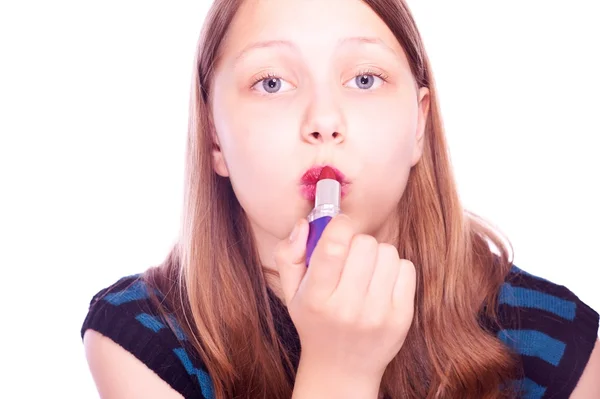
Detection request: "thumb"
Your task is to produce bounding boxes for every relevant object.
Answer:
[273,218,309,306]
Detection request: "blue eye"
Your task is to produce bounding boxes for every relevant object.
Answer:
[345,72,387,90]
[263,78,281,93]
[356,75,375,89]
[251,74,294,94]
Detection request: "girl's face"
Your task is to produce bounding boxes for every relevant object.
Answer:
[210,0,429,265]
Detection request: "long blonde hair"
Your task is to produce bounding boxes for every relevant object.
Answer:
[145,0,520,397]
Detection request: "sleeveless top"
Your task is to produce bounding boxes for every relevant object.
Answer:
[81,265,599,399]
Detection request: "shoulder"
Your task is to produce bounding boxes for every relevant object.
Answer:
[81,274,215,399]
[497,265,599,398]
[84,329,184,399]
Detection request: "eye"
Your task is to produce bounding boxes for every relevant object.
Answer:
[251,73,295,94]
[345,70,388,90]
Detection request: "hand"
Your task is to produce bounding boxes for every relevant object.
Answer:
[273,214,416,382]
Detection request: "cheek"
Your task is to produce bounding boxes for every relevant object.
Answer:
[349,97,418,166]
[216,89,300,154]
[212,94,301,221]
[214,92,289,165]
[219,115,299,178]
[345,97,418,225]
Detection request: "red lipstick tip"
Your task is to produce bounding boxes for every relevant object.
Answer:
[318,166,337,181]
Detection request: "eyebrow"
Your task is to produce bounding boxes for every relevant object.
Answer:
[233,36,401,63]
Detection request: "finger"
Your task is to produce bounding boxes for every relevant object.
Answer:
[365,243,401,311]
[392,259,417,313]
[273,218,309,306]
[333,234,378,304]
[303,214,355,303]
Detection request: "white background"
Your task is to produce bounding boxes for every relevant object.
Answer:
[1,1,598,397]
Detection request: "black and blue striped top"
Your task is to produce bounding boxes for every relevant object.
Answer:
[81,265,598,398]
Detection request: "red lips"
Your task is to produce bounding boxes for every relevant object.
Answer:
[300,165,349,201]
[301,165,346,184]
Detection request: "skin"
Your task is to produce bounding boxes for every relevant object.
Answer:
[210,0,430,282]
[83,0,600,397]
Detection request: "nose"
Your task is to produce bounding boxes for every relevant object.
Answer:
[301,88,346,144]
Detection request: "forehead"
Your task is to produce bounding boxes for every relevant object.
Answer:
[219,0,407,63]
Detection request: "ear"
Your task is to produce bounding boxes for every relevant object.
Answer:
[211,130,230,177]
[411,86,430,166]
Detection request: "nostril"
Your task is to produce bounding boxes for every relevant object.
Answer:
[310,132,320,139]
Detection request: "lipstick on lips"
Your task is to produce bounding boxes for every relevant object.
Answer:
[300,165,348,201]
[305,166,342,266]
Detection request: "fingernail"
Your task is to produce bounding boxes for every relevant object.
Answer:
[289,221,300,242]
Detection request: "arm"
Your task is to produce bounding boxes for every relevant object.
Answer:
[570,339,600,398]
[292,357,382,399]
[84,330,185,399]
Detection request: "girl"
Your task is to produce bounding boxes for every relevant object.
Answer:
[81,0,599,398]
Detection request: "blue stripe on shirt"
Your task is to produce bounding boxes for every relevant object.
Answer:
[498,329,566,366]
[499,283,576,321]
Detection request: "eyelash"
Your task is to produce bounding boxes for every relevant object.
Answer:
[250,72,281,87]
[356,68,389,83]
[249,69,390,88]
